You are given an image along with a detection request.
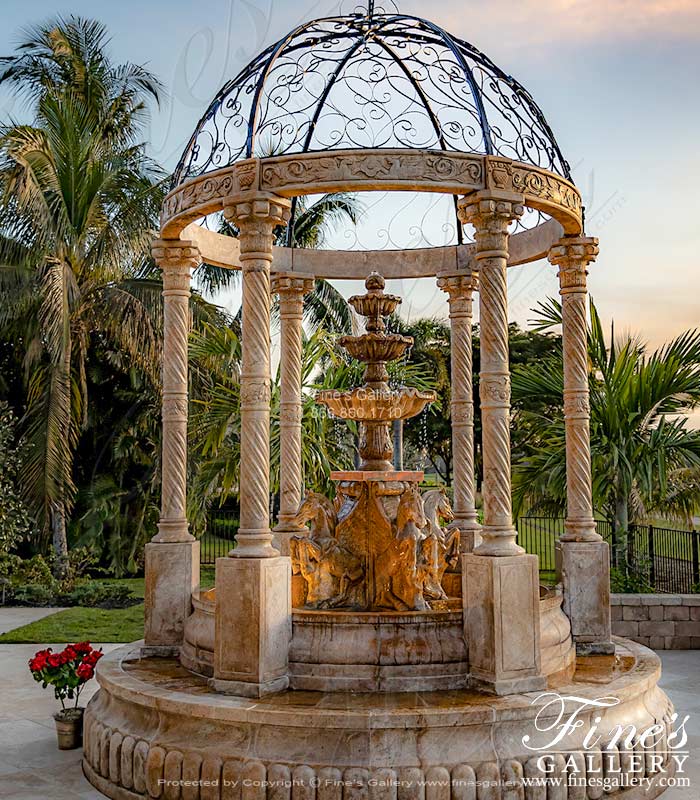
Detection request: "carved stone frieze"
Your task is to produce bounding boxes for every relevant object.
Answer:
[160,171,236,227]
[480,375,511,406]
[240,380,271,406]
[260,151,484,192]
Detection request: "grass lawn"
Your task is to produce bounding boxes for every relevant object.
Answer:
[0,566,216,645]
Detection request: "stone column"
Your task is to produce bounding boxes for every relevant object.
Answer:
[143,239,201,655]
[549,236,613,654]
[227,195,291,559]
[458,192,544,695]
[438,271,481,553]
[212,194,293,697]
[271,272,314,555]
[459,196,523,558]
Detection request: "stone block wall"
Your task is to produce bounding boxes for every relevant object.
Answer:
[611,594,700,649]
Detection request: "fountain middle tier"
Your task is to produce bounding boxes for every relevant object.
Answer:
[316,385,435,422]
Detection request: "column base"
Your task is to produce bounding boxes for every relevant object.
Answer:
[272,521,305,557]
[463,552,545,696]
[449,518,482,553]
[208,675,290,698]
[144,540,200,649]
[152,518,194,543]
[470,673,546,696]
[473,527,524,557]
[556,539,613,653]
[213,556,291,692]
[230,529,280,558]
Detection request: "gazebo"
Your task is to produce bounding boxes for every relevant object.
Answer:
[83,6,673,800]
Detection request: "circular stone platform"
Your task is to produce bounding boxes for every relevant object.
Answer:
[84,639,673,800]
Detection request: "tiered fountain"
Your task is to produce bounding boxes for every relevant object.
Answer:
[308,272,442,612]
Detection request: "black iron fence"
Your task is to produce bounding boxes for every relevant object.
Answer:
[516,516,700,594]
[200,511,239,564]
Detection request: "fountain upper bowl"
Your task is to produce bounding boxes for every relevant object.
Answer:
[339,333,412,363]
[316,385,436,421]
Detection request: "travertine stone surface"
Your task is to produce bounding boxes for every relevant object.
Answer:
[160,152,583,239]
[182,585,575,687]
[182,215,567,279]
[212,556,291,696]
[151,239,201,543]
[462,553,545,694]
[437,271,481,553]
[557,540,614,654]
[84,639,673,800]
[458,193,523,557]
[271,273,314,554]
[549,236,601,543]
[223,194,291,558]
[143,541,199,650]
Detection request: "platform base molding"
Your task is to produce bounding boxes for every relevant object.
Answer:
[84,640,673,800]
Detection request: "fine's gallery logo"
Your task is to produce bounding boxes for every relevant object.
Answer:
[521,692,690,792]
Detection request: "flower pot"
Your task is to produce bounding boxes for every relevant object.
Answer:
[53,707,84,750]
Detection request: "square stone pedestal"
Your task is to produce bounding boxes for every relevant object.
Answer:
[211,556,291,698]
[556,540,614,655]
[143,539,200,656]
[462,553,546,695]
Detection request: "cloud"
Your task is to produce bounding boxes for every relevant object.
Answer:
[404,0,700,49]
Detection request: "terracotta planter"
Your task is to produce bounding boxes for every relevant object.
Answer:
[53,707,84,750]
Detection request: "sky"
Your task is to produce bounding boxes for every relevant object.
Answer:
[0,0,699,349]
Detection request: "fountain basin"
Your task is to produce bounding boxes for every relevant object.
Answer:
[84,638,673,800]
[316,386,436,421]
[181,586,575,689]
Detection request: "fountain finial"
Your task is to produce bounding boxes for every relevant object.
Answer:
[365,271,385,291]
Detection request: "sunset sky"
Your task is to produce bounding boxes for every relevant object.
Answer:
[1,0,698,348]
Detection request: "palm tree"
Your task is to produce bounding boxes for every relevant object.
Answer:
[0,17,165,575]
[512,299,700,562]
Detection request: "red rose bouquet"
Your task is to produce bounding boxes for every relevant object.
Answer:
[28,642,103,711]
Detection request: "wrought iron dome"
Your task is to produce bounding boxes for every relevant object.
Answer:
[174,2,570,180]
[173,2,572,247]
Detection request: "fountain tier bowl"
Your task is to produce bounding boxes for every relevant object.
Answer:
[338,333,412,363]
[316,386,436,421]
[347,292,402,320]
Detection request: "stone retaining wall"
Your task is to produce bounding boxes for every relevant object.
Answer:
[611,594,700,649]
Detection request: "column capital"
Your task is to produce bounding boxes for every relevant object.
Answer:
[271,272,315,297]
[152,238,201,275]
[458,191,524,260]
[457,190,525,228]
[437,270,479,296]
[549,236,599,293]
[223,192,292,229]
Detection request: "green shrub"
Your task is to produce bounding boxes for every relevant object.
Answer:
[13,583,54,606]
[59,580,135,608]
[9,555,56,589]
[610,567,654,593]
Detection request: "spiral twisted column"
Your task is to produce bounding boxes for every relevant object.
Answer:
[224,194,292,558]
[549,237,601,543]
[437,271,481,553]
[272,273,314,554]
[458,193,523,557]
[151,239,200,543]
